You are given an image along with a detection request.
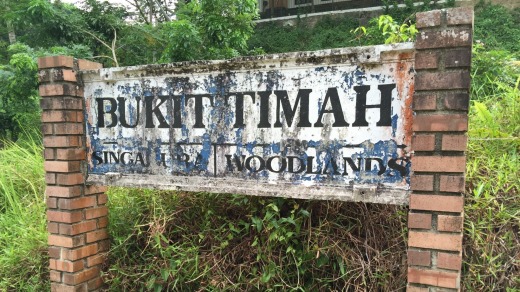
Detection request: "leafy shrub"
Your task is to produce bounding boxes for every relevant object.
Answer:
[474,2,520,53]
[352,15,417,45]
[106,189,408,291]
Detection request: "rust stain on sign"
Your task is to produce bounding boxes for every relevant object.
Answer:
[82,43,415,205]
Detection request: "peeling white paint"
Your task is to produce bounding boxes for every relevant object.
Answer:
[82,43,415,205]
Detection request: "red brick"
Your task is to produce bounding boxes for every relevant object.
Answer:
[439,175,465,193]
[437,252,462,270]
[98,239,110,252]
[46,186,82,198]
[87,254,106,267]
[57,173,85,185]
[85,185,108,195]
[409,213,432,229]
[47,210,83,223]
[408,249,431,266]
[412,135,435,151]
[39,68,77,83]
[97,193,108,205]
[63,244,98,261]
[63,267,99,285]
[410,194,464,213]
[98,217,109,228]
[85,206,108,219]
[45,173,56,184]
[43,136,81,148]
[59,197,96,210]
[437,215,463,232]
[443,93,469,111]
[51,283,86,292]
[416,71,471,91]
[48,222,59,234]
[54,124,84,135]
[76,112,84,123]
[442,135,467,151]
[61,69,78,82]
[410,174,434,191]
[409,231,462,251]
[406,285,429,292]
[413,114,468,132]
[412,156,466,172]
[44,148,56,160]
[445,49,471,68]
[39,84,83,97]
[40,97,83,110]
[48,246,61,259]
[50,259,85,273]
[87,277,103,290]
[408,268,459,289]
[45,161,81,173]
[60,220,97,236]
[38,56,74,69]
[48,234,84,248]
[416,10,441,28]
[416,28,472,49]
[47,198,58,209]
[413,93,437,110]
[41,110,81,123]
[86,229,108,243]
[78,59,103,70]
[56,149,86,161]
[41,123,53,135]
[98,239,109,252]
[415,51,438,69]
[447,7,473,25]
[50,270,62,282]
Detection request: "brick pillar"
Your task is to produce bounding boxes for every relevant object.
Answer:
[407,7,473,291]
[39,56,109,292]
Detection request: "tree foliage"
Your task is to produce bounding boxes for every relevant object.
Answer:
[0,0,260,140]
[474,1,520,53]
[0,43,92,140]
[160,0,259,62]
[0,44,39,140]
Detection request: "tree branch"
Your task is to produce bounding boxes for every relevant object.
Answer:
[81,28,119,67]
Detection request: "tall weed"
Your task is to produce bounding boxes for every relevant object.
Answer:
[0,134,48,291]
[463,76,520,288]
[471,45,520,100]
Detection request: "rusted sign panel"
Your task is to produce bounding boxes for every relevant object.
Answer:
[82,43,414,204]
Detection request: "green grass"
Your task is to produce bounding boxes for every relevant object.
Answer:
[461,11,520,289]
[462,76,520,290]
[0,134,48,291]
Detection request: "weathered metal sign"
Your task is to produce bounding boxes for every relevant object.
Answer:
[82,43,414,204]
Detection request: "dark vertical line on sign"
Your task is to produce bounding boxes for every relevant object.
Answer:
[213,144,217,177]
